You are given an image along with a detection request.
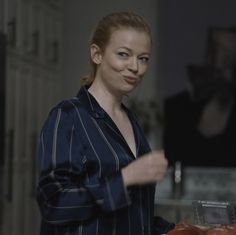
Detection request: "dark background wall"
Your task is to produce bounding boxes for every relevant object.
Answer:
[158,0,236,98]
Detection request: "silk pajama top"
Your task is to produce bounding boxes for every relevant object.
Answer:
[36,85,156,235]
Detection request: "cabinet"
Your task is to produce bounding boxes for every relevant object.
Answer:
[1,0,64,234]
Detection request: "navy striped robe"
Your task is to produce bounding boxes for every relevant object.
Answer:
[36,85,157,235]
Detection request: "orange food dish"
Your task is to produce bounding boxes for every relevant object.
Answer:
[166,223,236,235]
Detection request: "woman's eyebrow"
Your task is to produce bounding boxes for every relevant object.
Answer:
[118,46,150,55]
[118,46,132,52]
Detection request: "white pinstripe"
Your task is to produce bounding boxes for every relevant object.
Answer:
[69,125,75,171]
[139,187,145,235]
[147,187,151,235]
[112,215,116,235]
[52,108,62,169]
[40,132,45,170]
[96,218,99,235]
[128,206,131,235]
[105,177,115,210]
[91,117,120,171]
[78,222,83,235]
[69,101,102,177]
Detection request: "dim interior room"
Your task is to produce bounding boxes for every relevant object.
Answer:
[1,0,236,234]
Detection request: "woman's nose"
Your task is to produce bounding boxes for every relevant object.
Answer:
[128,57,138,73]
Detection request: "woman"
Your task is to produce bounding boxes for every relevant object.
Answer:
[36,11,174,235]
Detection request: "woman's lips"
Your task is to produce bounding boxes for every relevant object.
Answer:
[123,76,139,84]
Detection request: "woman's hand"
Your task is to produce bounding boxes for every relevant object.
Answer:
[121,150,168,187]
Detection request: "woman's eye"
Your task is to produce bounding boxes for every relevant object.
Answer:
[139,57,149,63]
[117,52,129,58]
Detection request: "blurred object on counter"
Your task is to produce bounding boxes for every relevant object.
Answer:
[192,200,236,227]
[166,200,236,235]
[172,161,185,199]
[166,222,236,235]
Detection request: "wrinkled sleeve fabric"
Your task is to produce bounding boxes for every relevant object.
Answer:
[36,103,131,225]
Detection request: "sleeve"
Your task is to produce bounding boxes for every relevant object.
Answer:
[36,105,131,225]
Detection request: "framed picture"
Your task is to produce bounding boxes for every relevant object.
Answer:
[206,27,236,68]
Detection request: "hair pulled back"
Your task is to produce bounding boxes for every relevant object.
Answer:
[81,11,152,86]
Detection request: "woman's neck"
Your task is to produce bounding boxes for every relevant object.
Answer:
[88,81,123,115]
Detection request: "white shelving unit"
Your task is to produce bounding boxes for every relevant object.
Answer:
[1,0,64,234]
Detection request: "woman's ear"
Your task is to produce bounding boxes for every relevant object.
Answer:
[90,44,102,64]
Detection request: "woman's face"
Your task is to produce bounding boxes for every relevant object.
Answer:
[91,28,151,96]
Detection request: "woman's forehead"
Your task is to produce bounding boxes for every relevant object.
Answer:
[107,28,151,52]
